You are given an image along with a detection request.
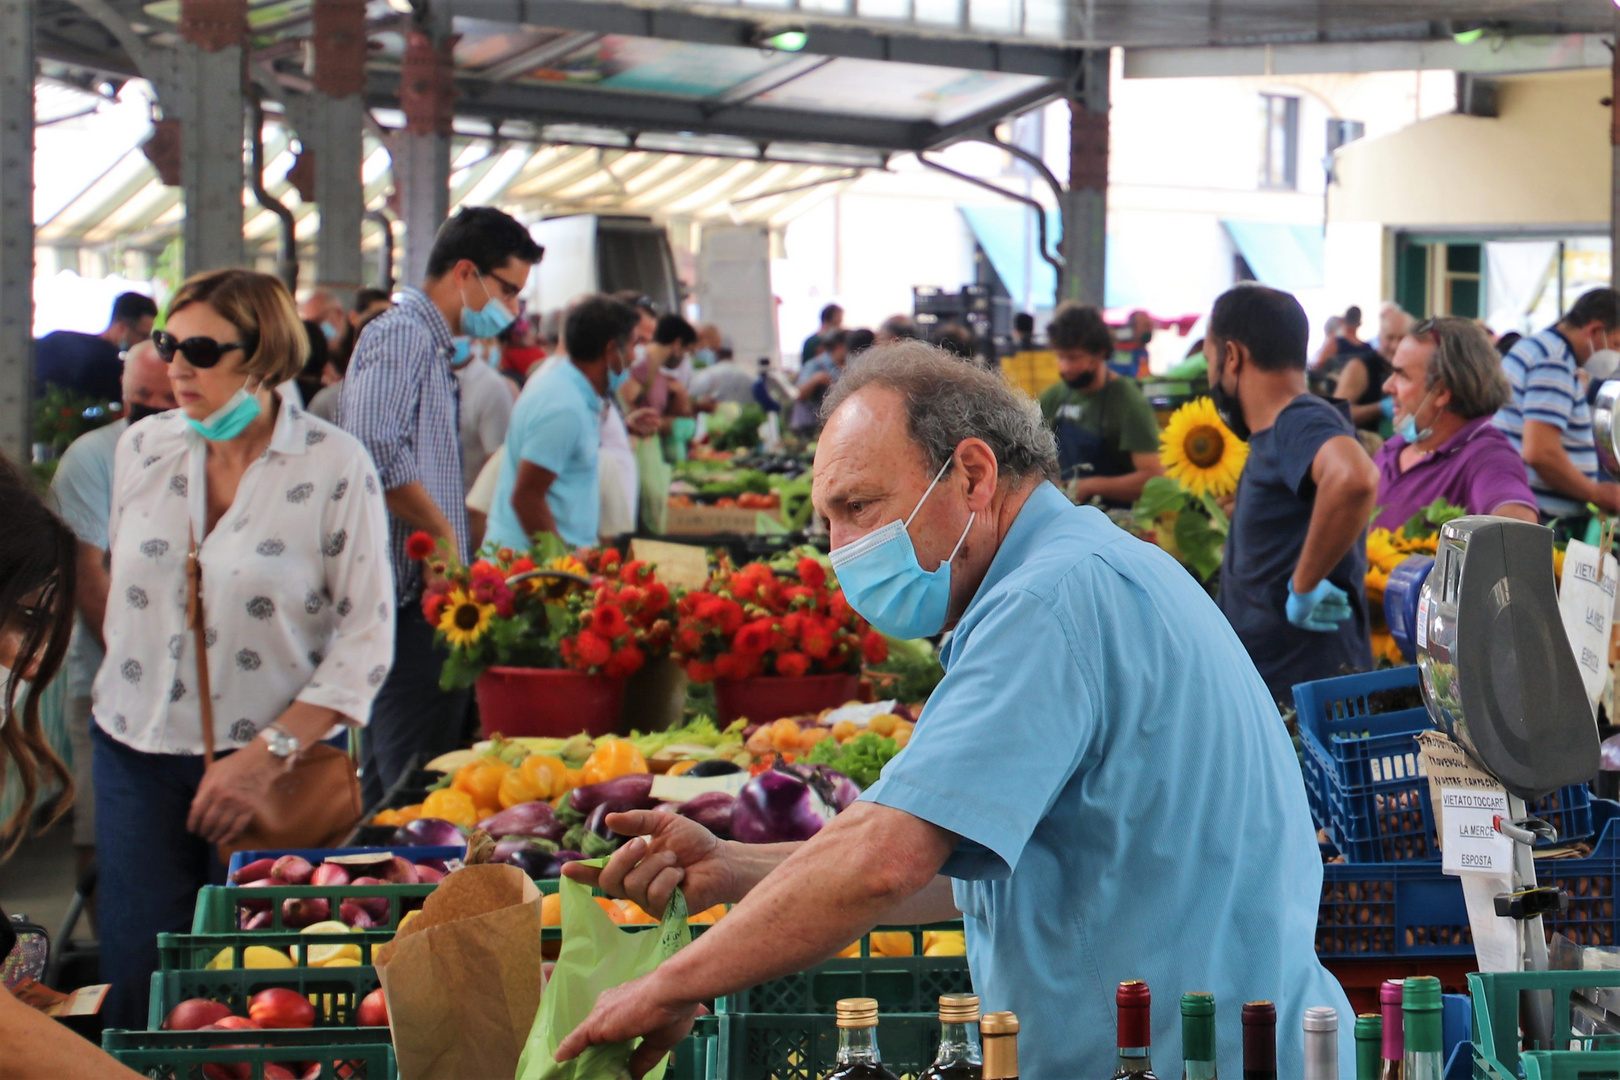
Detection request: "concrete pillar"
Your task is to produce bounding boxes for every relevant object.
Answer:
[175,0,247,272]
[296,0,367,304]
[1059,49,1109,308]
[0,0,32,462]
[396,27,454,287]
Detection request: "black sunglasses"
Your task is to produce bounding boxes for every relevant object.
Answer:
[152,329,251,369]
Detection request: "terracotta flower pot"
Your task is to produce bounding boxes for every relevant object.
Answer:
[713,672,862,726]
[475,667,626,740]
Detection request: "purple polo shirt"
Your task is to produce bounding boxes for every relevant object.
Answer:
[1372,414,1538,531]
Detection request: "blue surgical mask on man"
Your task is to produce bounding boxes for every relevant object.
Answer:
[451,336,473,369]
[1396,387,1437,445]
[186,378,263,442]
[828,459,974,640]
[460,272,516,339]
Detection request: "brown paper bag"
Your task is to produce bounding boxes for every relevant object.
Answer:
[376,863,546,1080]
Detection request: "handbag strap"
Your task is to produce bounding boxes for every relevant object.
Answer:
[186,529,216,767]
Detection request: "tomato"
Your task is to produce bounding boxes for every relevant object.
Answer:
[248,987,316,1029]
[357,988,389,1027]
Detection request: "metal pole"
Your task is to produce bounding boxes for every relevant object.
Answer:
[175,0,246,273]
[248,90,298,293]
[1611,21,1619,289]
[0,0,33,463]
[1060,48,1108,308]
[396,16,452,287]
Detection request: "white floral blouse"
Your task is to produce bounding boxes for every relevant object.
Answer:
[93,384,395,755]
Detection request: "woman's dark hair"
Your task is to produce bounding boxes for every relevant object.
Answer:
[0,454,75,861]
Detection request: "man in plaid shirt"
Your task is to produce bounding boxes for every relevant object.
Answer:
[340,207,543,803]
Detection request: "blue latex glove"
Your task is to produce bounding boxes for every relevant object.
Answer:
[1379,396,1396,419]
[1287,578,1353,632]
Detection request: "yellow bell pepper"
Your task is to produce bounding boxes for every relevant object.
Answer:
[520,754,569,800]
[580,739,648,786]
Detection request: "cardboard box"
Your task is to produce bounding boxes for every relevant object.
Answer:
[664,502,783,536]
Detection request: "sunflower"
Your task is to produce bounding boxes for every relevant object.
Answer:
[1366,528,1406,574]
[438,588,495,649]
[1160,397,1247,498]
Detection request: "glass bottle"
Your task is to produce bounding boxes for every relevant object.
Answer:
[1379,980,1404,1080]
[1241,1002,1277,1080]
[1180,992,1217,1080]
[1114,981,1158,1079]
[826,998,899,1080]
[920,994,982,1080]
[1354,1014,1382,1080]
[981,1011,1019,1080]
[1400,977,1444,1080]
[1303,1006,1338,1080]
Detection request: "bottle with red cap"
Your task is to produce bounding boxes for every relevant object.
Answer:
[1112,981,1158,1079]
[1379,980,1404,1080]
[1241,1002,1277,1080]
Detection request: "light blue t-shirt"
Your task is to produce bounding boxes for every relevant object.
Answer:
[862,483,1352,1079]
[47,419,125,698]
[487,360,602,551]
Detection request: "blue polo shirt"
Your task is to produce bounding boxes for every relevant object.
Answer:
[487,359,603,550]
[862,483,1351,1079]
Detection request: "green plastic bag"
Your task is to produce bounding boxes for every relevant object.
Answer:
[515,862,691,1080]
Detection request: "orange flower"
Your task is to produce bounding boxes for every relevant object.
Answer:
[405,531,437,561]
[733,619,775,656]
[509,556,535,575]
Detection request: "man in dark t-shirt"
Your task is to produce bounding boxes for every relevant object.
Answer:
[34,291,158,402]
[1206,285,1379,702]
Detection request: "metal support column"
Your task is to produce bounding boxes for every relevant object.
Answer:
[1059,49,1109,307]
[175,0,247,272]
[1611,24,1620,289]
[0,0,31,462]
[396,23,453,286]
[302,0,367,303]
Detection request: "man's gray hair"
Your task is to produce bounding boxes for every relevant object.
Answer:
[1412,316,1510,419]
[821,340,1059,482]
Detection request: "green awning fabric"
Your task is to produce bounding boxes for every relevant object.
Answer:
[1221,220,1324,292]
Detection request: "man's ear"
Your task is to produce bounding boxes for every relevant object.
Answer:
[956,438,1000,511]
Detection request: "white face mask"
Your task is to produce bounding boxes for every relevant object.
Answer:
[1589,348,1620,382]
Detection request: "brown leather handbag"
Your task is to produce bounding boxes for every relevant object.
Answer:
[187,537,363,861]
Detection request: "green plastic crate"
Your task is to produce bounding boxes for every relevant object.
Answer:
[193,884,437,933]
[103,1027,395,1079]
[147,966,383,1030]
[718,1012,942,1080]
[1470,970,1620,1079]
[670,1016,718,1080]
[718,924,968,1015]
[1522,1049,1620,1079]
[158,931,399,972]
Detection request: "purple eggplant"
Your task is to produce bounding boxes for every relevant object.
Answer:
[390,817,464,847]
[810,766,861,812]
[492,837,561,878]
[567,773,657,816]
[540,850,588,880]
[731,764,835,844]
[477,801,566,843]
[675,791,736,839]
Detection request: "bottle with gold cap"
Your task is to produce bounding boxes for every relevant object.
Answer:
[920,994,983,1080]
[827,998,899,1080]
[1113,981,1158,1079]
[981,1011,1019,1080]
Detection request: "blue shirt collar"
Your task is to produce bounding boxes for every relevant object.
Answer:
[397,287,456,358]
[560,359,606,413]
[941,481,1070,668]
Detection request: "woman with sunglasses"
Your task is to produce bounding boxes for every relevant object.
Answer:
[93,269,394,1029]
[0,454,144,1077]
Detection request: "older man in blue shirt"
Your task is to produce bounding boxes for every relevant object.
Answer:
[557,342,1349,1079]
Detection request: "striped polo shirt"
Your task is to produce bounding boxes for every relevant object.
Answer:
[1492,327,1597,519]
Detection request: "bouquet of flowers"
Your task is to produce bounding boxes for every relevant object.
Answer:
[408,533,676,690]
[672,555,887,683]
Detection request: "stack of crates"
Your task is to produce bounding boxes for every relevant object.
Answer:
[1296,667,1612,964]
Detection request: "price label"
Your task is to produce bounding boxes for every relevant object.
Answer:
[1416,593,1429,651]
[1438,786,1513,875]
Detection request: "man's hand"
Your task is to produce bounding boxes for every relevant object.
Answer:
[562,810,741,916]
[1287,578,1353,632]
[1596,482,1620,515]
[553,972,701,1080]
[626,407,662,437]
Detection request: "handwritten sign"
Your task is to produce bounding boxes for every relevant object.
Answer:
[1558,539,1616,709]
[1417,730,1506,847]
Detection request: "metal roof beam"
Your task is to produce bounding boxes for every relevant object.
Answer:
[1123,32,1615,79]
[368,68,967,151]
[443,0,1084,78]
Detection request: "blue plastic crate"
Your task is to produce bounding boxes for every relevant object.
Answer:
[1317,800,1620,958]
[226,845,465,878]
[1295,667,1593,861]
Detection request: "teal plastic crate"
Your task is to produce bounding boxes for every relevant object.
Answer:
[103,1027,395,1079]
[718,924,969,1014]
[1469,970,1620,1080]
[718,1012,942,1080]
[147,966,382,1030]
